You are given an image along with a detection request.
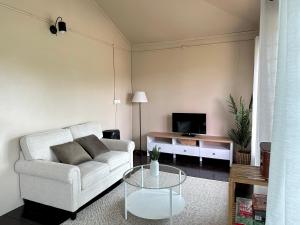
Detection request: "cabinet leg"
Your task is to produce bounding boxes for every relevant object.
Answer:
[169,188,173,225]
[172,154,176,163]
[229,142,233,167]
[124,182,128,220]
[199,157,202,162]
[70,212,77,220]
[228,181,236,225]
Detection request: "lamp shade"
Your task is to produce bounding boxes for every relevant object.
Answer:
[132,91,148,103]
[58,21,67,33]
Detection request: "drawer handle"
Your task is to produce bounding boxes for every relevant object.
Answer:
[184,150,187,152]
[212,153,216,155]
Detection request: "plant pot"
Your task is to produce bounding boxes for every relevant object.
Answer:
[150,160,159,176]
[236,151,251,165]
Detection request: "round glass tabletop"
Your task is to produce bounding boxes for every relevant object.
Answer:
[123,164,187,189]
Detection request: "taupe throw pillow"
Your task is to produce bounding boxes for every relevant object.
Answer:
[75,135,109,158]
[51,141,92,165]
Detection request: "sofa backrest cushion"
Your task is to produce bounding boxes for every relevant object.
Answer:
[68,122,103,139]
[20,129,73,161]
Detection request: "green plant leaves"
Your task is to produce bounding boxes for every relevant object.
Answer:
[150,145,161,160]
[227,94,238,114]
[227,94,252,152]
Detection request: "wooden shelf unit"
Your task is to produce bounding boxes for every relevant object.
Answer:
[228,164,268,225]
[146,132,233,166]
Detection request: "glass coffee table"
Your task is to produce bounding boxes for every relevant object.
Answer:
[123,164,187,225]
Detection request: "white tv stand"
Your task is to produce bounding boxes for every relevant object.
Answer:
[147,132,233,166]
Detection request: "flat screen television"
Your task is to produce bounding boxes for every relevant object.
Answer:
[172,113,206,136]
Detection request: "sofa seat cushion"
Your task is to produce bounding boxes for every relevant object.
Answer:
[78,161,109,190]
[94,151,129,171]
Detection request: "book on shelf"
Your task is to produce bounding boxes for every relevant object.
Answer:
[235,197,253,225]
[253,194,267,223]
[235,194,267,225]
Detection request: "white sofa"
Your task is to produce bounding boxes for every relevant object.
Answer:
[15,122,134,219]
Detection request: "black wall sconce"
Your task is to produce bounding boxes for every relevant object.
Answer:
[50,17,67,35]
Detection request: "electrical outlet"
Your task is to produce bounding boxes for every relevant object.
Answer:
[113,99,121,104]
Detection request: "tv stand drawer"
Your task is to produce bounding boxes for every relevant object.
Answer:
[148,142,173,154]
[200,148,230,160]
[173,145,200,156]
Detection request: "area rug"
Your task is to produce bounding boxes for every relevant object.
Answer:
[62,176,228,225]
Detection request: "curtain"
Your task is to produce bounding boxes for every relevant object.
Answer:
[266,0,300,224]
[251,36,260,165]
[252,0,279,166]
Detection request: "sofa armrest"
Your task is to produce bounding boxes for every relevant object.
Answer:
[15,160,80,184]
[101,138,135,153]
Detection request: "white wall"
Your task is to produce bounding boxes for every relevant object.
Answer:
[0,0,132,215]
[132,33,255,150]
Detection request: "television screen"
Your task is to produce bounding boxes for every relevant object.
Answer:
[172,113,206,135]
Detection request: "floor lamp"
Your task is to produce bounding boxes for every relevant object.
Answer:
[132,91,148,155]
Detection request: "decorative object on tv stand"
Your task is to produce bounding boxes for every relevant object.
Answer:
[227,94,253,165]
[132,91,148,153]
[149,145,160,176]
[50,17,67,35]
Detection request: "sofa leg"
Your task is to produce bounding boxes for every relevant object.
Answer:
[70,212,77,220]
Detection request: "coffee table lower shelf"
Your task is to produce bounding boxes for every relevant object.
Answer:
[126,189,185,221]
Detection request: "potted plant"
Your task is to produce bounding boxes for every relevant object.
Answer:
[149,145,160,176]
[227,94,252,165]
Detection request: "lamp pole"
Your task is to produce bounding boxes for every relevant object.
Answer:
[132,91,148,158]
[139,103,142,153]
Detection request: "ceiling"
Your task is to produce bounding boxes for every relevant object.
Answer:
[97,0,260,44]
